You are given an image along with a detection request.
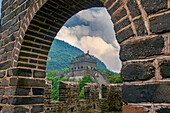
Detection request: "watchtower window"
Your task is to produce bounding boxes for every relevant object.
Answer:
[74,67,76,70]
[71,68,73,70]
[91,67,93,69]
[78,67,80,69]
[81,66,83,69]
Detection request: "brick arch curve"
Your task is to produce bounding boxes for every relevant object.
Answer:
[0,0,170,112]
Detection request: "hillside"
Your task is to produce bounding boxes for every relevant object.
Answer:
[46,39,107,72]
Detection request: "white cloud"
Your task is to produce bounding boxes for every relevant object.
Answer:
[56,8,121,72]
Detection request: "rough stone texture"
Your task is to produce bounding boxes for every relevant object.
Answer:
[159,60,170,78]
[13,107,29,113]
[150,13,170,34]
[156,108,170,113]
[122,105,148,113]
[116,27,134,43]
[114,18,131,32]
[108,0,121,15]
[31,105,44,113]
[8,97,44,105]
[120,36,164,61]
[5,88,30,95]
[32,88,44,95]
[134,17,147,36]
[122,82,170,103]
[141,0,167,15]
[9,78,45,87]
[0,88,4,95]
[33,70,46,78]
[0,71,5,78]
[127,0,141,18]
[7,68,32,77]
[121,60,155,81]
[111,8,127,23]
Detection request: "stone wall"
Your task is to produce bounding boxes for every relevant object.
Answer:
[104,0,170,112]
[44,81,122,113]
[0,0,169,112]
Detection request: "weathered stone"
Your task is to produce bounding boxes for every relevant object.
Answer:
[108,0,121,15]
[122,82,170,103]
[0,97,8,104]
[111,8,127,23]
[0,71,5,78]
[141,0,167,15]
[0,88,4,95]
[2,106,14,113]
[121,61,155,82]
[32,88,44,95]
[13,107,29,113]
[156,108,170,113]
[114,18,131,32]
[5,88,30,95]
[33,70,46,78]
[120,36,164,61]
[2,79,8,86]
[2,54,7,61]
[8,97,44,105]
[9,78,45,87]
[127,0,141,18]
[0,60,12,70]
[0,48,5,55]
[105,0,116,8]
[159,60,170,78]
[122,105,147,113]
[31,105,44,113]
[5,42,15,52]
[7,68,32,77]
[134,17,147,35]
[150,13,170,33]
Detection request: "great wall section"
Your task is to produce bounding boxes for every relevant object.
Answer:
[0,0,169,112]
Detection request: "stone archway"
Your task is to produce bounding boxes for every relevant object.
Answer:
[0,0,169,112]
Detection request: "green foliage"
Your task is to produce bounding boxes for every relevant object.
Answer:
[46,70,69,101]
[46,39,107,72]
[101,70,123,84]
[78,74,93,99]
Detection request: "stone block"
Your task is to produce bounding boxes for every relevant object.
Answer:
[31,105,44,113]
[141,0,167,15]
[134,17,147,35]
[122,82,170,103]
[114,18,131,32]
[120,36,164,61]
[122,105,147,113]
[111,8,127,23]
[156,108,170,113]
[121,60,155,82]
[127,0,141,18]
[33,70,46,78]
[2,79,8,86]
[105,0,116,8]
[13,107,29,113]
[108,0,121,15]
[0,88,4,95]
[5,42,15,52]
[2,106,14,113]
[0,97,8,104]
[0,71,5,78]
[9,78,45,87]
[159,60,170,78]
[0,48,5,55]
[150,13,170,34]
[7,68,32,77]
[8,97,44,105]
[5,88,30,95]
[32,88,44,95]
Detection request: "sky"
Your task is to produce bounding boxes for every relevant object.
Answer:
[55,8,121,73]
[0,1,121,72]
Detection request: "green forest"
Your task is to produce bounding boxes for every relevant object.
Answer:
[46,39,107,72]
